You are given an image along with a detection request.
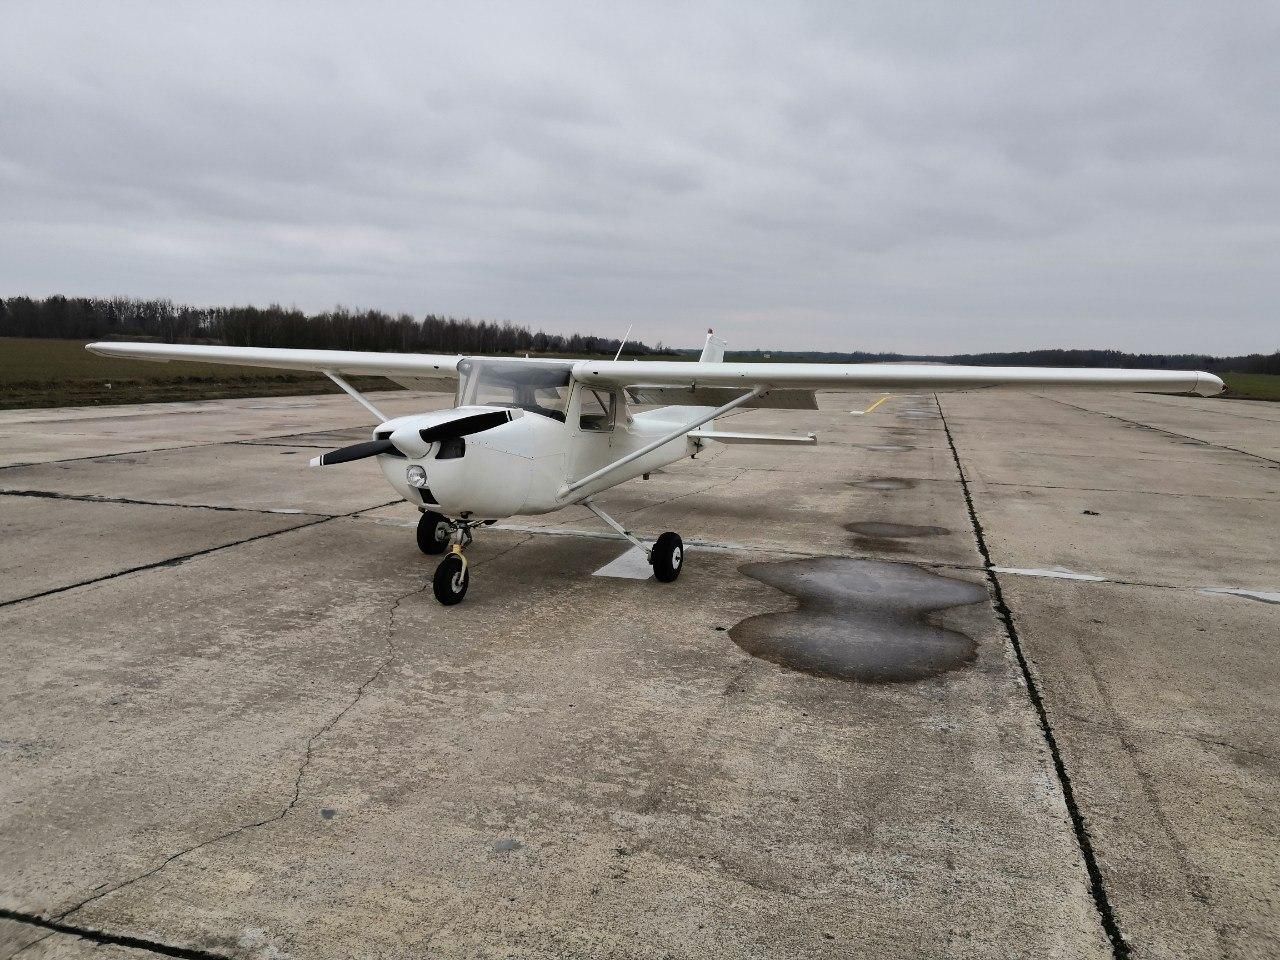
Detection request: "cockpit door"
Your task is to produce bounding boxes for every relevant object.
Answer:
[568,384,620,479]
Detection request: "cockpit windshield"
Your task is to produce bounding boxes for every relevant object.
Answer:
[455,358,574,422]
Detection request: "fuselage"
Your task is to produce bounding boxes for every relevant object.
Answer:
[374,365,711,520]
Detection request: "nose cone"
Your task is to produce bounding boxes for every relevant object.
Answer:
[1196,373,1226,397]
[389,423,432,459]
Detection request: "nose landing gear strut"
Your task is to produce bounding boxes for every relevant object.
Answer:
[432,521,475,605]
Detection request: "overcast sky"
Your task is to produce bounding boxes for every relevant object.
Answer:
[2,2,1277,353]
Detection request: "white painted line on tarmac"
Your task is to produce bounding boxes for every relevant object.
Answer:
[1199,587,1280,604]
[592,547,654,580]
[993,567,1109,582]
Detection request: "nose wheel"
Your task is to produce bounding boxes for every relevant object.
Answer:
[432,549,469,604]
[431,521,475,605]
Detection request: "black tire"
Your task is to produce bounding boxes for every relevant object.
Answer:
[432,554,470,605]
[650,532,684,583]
[417,511,451,554]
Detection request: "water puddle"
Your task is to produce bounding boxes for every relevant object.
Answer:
[850,477,917,491]
[729,557,987,683]
[846,521,948,539]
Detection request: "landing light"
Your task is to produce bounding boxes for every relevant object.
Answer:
[406,465,428,488]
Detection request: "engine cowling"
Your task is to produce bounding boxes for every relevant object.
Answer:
[372,406,564,519]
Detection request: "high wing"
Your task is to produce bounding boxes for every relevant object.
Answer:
[85,342,463,391]
[571,360,1226,396]
[86,342,1226,398]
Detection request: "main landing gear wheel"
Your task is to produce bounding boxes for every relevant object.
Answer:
[650,531,684,583]
[416,511,451,555]
[433,552,469,605]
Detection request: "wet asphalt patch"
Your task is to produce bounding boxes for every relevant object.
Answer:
[729,557,987,683]
[849,477,918,491]
[845,521,949,539]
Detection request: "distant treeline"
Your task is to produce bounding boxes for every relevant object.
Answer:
[713,347,1280,376]
[4,296,1275,374]
[0,295,673,357]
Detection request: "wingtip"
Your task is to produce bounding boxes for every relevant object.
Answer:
[1197,373,1227,397]
[308,455,324,467]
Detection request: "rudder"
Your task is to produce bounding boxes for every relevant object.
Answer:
[699,329,727,364]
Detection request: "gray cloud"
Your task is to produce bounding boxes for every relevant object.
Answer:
[1,1,1277,352]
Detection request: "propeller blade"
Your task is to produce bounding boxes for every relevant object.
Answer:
[308,438,398,467]
[419,410,511,443]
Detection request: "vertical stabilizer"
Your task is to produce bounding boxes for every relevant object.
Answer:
[699,329,727,364]
[693,329,728,437]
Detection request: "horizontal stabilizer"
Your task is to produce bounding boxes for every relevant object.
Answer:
[689,430,817,445]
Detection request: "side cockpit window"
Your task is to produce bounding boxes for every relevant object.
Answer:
[579,389,617,432]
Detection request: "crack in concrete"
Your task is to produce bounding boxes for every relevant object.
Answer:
[229,440,347,449]
[0,443,217,472]
[47,572,426,932]
[0,907,232,959]
[0,488,331,517]
[7,928,55,959]
[936,394,1132,959]
[0,501,399,609]
[982,480,1280,502]
[0,518,329,610]
[1120,392,1280,425]
[469,532,536,568]
[0,418,388,472]
[1043,396,1280,469]
[1056,714,1278,760]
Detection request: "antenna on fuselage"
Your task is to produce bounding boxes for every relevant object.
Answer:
[613,324,634,362]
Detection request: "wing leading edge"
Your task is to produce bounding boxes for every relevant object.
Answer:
[85,342,463,381]
[573,360,1225,397]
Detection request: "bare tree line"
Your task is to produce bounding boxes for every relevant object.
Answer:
[0,296,674,357]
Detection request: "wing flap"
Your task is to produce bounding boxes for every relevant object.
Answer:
[625,385,818,409]
[386,375,461,393]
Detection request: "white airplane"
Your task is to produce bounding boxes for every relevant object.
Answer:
[87,334,1224,604]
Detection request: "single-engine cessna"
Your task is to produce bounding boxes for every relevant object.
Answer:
[87,334,1224,604]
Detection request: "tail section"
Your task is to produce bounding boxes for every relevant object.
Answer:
[695,329,727,436]
[699,329,727,364]
[632,328,731,437]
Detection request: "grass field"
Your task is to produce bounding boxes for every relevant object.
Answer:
[0,338,394,409]
[1220,372,1280,401]
[2,338,1277,409]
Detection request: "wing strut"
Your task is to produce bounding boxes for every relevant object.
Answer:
[559,385,765,499]
[325,370,389,422]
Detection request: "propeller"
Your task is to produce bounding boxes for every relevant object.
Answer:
[418,410,511,443]
[308,438,399,467]
[308,409,513,466]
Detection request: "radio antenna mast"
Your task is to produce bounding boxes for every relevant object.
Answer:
[613,324,634,361]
